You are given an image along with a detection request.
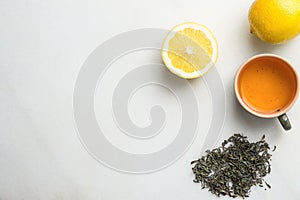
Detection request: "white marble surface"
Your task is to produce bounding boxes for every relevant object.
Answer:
[1,0,300,199]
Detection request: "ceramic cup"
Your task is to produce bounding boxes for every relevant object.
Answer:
[235,54,299,131]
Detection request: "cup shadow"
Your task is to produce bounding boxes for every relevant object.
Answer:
[232,96,283,139]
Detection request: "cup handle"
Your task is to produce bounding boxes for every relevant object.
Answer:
[278,113,292,131]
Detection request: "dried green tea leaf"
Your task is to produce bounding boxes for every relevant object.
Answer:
[191,134,275,198]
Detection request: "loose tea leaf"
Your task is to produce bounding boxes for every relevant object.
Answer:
[191,134,275,198]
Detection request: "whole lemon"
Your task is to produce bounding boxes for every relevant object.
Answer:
[248,0,300,44]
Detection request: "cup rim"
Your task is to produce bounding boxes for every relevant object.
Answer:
[234,53,299,118]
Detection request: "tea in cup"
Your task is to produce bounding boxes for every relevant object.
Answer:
[235,54,299,130]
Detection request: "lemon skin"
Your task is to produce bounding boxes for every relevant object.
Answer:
[249,0,300,44]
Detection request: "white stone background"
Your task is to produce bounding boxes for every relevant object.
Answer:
[1,0,300,199]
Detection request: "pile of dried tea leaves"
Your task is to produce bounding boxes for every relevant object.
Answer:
[191,134,275,198]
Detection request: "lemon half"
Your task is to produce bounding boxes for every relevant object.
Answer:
[161,22,218,79]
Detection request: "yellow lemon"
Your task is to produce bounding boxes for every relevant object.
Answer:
[249,0,300,44]
[161,22,218,79]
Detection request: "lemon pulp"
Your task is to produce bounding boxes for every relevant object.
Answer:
[161,22,218,79]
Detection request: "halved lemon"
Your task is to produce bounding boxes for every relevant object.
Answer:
[161,22,218,79]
